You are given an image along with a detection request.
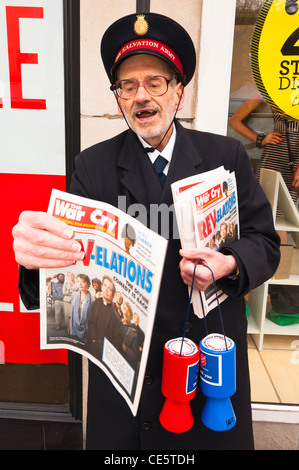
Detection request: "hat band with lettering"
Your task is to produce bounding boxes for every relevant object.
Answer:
[114,39,184,77]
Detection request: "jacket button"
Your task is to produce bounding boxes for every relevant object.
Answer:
[141,421,151,431]
[144,375,153,385]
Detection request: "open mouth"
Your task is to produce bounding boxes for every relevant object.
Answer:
[135,109,158,120]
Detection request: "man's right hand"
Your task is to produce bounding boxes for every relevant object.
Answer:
[12,211,85,270]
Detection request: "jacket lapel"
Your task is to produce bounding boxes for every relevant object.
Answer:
[116,121,204,230]
[117,130,163,209]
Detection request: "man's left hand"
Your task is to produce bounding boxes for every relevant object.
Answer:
[179,248,237,291]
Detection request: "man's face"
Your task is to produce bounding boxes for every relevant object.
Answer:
[220,224,227,239]
[101,278,114,303]
[116,54,185,150]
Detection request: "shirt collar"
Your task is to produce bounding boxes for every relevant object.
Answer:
[137,124,177,175]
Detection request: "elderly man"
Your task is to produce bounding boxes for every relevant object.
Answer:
[86,275,122,358]
[12,13,280,450]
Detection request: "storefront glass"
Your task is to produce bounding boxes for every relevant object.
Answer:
[228,0,299,406]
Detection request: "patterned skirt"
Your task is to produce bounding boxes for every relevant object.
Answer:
[256,117,299,207]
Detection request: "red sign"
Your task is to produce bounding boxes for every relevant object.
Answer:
[0,173,67,364]
[0,0,67,364]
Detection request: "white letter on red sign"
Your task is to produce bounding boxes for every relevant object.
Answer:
[6,6,46,110]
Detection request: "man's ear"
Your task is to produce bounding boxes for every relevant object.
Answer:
[112,91,123,117]
[176,84,185,111]
[117,100,123,117]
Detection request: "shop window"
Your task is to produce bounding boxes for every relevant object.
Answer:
[228,0,299,408]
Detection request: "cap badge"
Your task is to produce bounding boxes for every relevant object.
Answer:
[134,15,149,36]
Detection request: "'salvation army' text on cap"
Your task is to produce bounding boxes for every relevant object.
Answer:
[101,13,196,86]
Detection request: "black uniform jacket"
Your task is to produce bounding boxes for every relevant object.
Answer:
[19,120,280,450]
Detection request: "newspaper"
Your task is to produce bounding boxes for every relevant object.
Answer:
[40,189,168,416]
[171,167,239,319]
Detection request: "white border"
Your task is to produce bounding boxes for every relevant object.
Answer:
[0,0,65,175]
[195,0,236,136]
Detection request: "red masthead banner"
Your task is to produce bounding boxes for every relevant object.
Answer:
[53,197,119,240]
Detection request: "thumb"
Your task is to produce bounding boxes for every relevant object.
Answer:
[179,249,200,258]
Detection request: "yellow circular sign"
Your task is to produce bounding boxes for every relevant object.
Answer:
[251,0,299,119]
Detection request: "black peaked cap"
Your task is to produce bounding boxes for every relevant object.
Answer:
[101,13,196,86]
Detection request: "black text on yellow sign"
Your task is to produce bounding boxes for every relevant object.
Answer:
[251,0,299,119]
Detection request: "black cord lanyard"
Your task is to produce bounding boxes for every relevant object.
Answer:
[180,263,228,355]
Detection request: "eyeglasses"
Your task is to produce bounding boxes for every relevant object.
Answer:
[113,75,176,99]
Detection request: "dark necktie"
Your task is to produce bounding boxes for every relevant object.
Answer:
[153,155,168,186]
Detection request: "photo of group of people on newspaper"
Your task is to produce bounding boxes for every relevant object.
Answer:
[206,219,238,251]
[46,269,145,372]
